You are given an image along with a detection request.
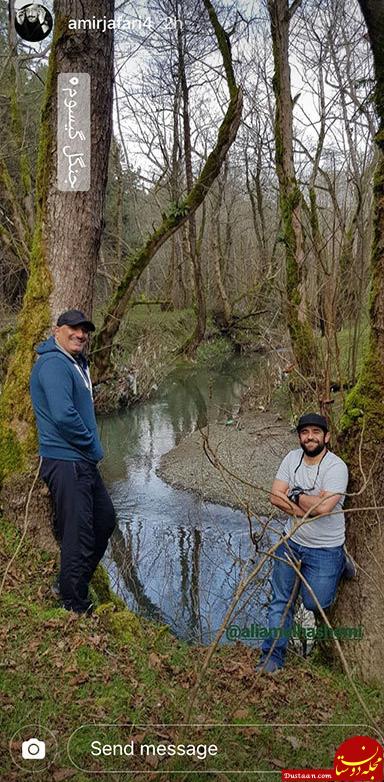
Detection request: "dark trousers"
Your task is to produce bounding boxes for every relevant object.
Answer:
[40,458,116,612]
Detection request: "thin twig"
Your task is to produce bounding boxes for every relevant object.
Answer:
[0,458,42,598]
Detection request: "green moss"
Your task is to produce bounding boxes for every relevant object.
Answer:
[0,250,50,479]
[0,424,25,476]
[98,605,144,644]
[279,184,318,379]
[202,0,237,95]
[95,600,171,649]
[341,337,384,441]
[76,645,106,671]
[90,564,126,609]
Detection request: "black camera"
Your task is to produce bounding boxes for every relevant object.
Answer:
[287,486,305,505]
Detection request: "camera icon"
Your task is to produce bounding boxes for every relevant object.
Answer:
[21,738,46,760]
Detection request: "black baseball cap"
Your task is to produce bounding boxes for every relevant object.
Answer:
[56,309,95,332]
[297,413,328,433]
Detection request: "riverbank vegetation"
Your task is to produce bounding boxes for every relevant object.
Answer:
[94,302,370,417]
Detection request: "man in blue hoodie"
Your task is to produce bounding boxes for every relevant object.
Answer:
[30,309,116,614]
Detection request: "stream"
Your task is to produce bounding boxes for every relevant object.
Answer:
[100,357,282,645]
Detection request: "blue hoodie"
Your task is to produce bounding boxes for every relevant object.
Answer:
[30,336,104,463]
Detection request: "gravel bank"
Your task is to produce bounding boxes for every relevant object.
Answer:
[157,411,297,515]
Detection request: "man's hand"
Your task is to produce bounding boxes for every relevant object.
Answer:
[297,490,341,516]
[269,481,341,519]
[269,479,306,517]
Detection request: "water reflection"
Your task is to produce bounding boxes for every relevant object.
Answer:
[101,358,280,644]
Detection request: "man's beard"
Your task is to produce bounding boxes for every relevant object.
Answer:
[301,441,326,457]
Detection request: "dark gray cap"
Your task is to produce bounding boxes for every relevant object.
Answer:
[56,309,95,332]
[297,413,328,433]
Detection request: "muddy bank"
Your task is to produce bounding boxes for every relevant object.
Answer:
[157,412,297,515]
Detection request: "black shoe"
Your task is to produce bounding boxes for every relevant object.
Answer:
[256,657,283,673]
[61,600,94,616]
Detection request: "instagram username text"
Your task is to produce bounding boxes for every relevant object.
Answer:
[226,623,363,641]
[68,17,182,33]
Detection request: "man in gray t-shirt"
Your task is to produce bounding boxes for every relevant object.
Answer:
[276,446,348,548]
[257,412,350,673]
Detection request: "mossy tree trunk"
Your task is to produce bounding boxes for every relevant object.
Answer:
[267,0,318,379]
[331,0,384,686]
[91,0,243,383]
[0,0,114,484]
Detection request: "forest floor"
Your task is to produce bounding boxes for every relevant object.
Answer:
[1,513,383,781]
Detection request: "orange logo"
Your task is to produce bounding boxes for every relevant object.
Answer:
[334,736,383,781]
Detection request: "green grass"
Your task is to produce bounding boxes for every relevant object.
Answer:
[1,516,383,782]
[319,316,370,387]
[117,305,196,359]
[195,337,235,367]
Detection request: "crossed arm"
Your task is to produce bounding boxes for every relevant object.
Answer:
[269,479,341,518]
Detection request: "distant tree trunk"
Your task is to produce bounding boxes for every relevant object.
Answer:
[112,140,124,273]
[328,26,366,330]
[177,12,207,351]
[244,147,268,277]
[331,0,384,686]
[267,0,318,378]
[308,186,334,406]
[182,222,193,306]
[165,76,187,308]
[210,175,232,327]
[0,0,114,483]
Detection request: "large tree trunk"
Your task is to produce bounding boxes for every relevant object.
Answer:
[0,0,114,483]
[331,0,384,685]
[45,1,114,321]
[268,0,318,378]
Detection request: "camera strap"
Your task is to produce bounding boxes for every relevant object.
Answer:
[293,449,328,491]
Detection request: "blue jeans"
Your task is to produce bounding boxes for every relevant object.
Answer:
[261,540,345,668]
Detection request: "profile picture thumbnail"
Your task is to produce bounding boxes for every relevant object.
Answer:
[14,3,53,42]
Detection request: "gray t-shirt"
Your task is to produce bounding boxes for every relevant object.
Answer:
[275,448,348,547]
